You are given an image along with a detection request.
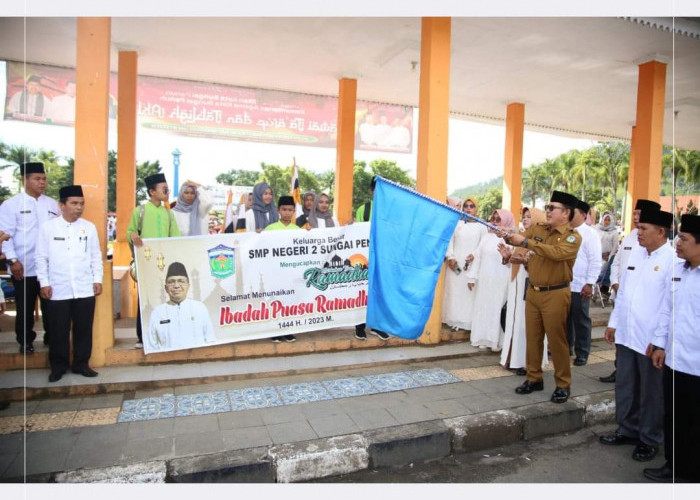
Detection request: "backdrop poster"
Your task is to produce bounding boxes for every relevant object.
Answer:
[135,223,370,354]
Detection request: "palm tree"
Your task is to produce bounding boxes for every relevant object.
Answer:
[522,163,549,207]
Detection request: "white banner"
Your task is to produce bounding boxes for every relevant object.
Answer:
[136,223,370,354]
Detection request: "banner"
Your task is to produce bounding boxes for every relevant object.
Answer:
[4,60,413,153]
[135,223,371,354]
[367,177,461,339]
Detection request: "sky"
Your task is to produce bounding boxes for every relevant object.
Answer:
[0,60,595,195]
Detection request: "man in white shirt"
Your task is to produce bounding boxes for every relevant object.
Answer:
[46,80,76,124]
[600,198,661,383]
[147,262,215,353]
[566,200,602,366]
[35,185,103,382]
[7,75,47,119]
[599,208,674,463]
[644,214,700,483]
[0,162,59,353]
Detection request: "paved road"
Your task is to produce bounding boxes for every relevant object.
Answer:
[313,424,668,483]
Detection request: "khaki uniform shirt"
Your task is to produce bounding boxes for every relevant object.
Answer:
[521,222,582,287]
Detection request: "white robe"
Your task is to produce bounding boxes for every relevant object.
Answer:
[442,221,487,330]
[466,232,510,349]
[500,265,548,369]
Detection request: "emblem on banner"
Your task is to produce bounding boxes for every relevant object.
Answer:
[208,244,235,278]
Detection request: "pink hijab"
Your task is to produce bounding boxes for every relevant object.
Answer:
[494,208,515,231]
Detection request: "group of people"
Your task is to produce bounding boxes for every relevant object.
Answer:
[442,188,698,482]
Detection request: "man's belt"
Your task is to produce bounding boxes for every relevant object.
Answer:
[530,283,569,292]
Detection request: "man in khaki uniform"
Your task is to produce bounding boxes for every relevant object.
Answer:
[502,190,581,403]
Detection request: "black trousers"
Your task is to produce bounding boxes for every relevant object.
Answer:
[663,365,700,482]
[11,276,50,347]
[46,296,96,373]
[136,298,142,343]
[566,291,591,360]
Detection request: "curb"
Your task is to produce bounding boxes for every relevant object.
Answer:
[32,391,616,483]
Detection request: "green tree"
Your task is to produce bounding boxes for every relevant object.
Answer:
[352,158,415,209]
[136,160,163,204]
[521,163,550,207]
[0,185,12,203]
[215,169,260,187]
[474,187,503,219]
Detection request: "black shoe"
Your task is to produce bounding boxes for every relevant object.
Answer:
[271,336,283,343]
[599,431,638,446]
[19,344,35,355]
[643,462,673,482]
[573,357,587,366]
[43,335,50,346]
[71,367,98,377]
[48,372,63,382]
[515,368,527,376]
[0,401,9,411]
[515,380,544,394]
[370,330,390,340]
[632,443,658,462]
[599,370,616,383]
[550,386,570,403]
[284,335,297,343]
[355,329,367,340]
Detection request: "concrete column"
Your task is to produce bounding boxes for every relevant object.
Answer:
[502,103,525,224]
[74,17,113,366]
[114,51,138,267]
[416,17,451,345]
[334,78,357,225]
[629,60,667,206]
[623,126,637,234]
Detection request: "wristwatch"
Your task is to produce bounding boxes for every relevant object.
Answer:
[651,345,665,352]
[520,238,528,248]
[8,258,18,265]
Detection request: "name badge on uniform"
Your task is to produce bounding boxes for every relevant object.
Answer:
[160,319,171,324]
[627,266,635,270]
[48,211,58,216]
[53,237,66,241]
[534,236,543,242]
[624,246,632,250]
[20,210,32,214]
[566,235,576,243]
[672,277,681,282]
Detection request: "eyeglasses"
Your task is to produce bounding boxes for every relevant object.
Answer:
[464,203,475,209]
[544,204,564,212]
[166,278,188,286]
[490,216,501,223]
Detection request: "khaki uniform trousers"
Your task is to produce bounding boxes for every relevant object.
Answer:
[525,286,571,388]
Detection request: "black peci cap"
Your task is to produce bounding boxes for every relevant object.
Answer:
[145,173,167,189]
[679,214,700,234]
[166,262,188,280]
[576,200,591,214]
[58,185,84,199]
[277,195,295,208]
[639,208,673,229]
[635,199,661,212]
[19,161,45,176]
[551,190,578,208]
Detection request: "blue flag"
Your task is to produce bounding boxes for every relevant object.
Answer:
[366,177,461,339]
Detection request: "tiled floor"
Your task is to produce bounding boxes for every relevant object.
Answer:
[116,367,462,423]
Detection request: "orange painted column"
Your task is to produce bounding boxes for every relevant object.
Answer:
[114,51,138,267]
[629,60,667,212]
[416,17,451,345]
[74,17,113,366]
[623,126,638,234]
[502,103,525,224]
[334,78,357,225]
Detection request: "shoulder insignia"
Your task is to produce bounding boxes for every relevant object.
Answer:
[566,235,576,243]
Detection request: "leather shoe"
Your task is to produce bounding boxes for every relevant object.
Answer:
[599,370,616,383]
[573,357,587,366]
[515,368,527,376]
[515,380,544,394]
[643,462,673,482]
[599,431,638,446]
[550,386,570,403]
[48,372,63,383]
[19,344,35,355]
[632,443,658,462]
[72,367,99,377]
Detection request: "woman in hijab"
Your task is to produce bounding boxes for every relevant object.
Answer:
[296,191,315,229]
[466,208,514,351]
[307,193,339,229]
[172,180,214,236]
[442,197,487,331]
[498,207,548,374]
[245,182,279,232]
[595,210,619,293]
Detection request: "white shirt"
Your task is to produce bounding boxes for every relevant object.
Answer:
[610,228,637,287]
[147,298,216,352]
[570,222,602,293]
[35,216,103,300]
[172,186,214,236]
[245,209,270,231]
[608,242,674,356]
[0,192,60,276]
[653,260,700,376]
[47,94,76,123]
